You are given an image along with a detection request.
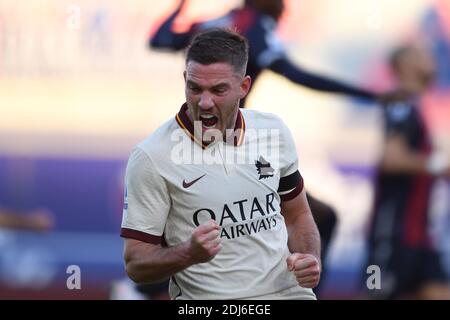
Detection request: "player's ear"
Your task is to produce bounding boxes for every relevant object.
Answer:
[183,70,187,82]
[240,76,252,99]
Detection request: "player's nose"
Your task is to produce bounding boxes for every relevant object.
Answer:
[198,92,214,110]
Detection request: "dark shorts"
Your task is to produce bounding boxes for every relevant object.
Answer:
[135,280,169,297]
[365,244,448,299]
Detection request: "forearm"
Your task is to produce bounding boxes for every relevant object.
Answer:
[269,59,377,100]
[287,214,321,266]
[381,135,432,175]
[124,221,221,284]
[0,212,40,230]
[381,151,429,175]
[0,213,27,229]
[125,241,192,284]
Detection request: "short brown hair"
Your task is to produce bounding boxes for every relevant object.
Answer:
[186,28,249,76]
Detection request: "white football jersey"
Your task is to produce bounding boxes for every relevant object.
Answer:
[121,104,315,300]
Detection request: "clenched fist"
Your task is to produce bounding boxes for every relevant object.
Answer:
[187,220,222,264]
[287,253,321,289]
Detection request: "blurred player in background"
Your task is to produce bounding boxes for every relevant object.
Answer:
[364,44,450,300]
[150,0,385,104]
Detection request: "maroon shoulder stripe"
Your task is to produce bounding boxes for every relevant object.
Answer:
[121,228,162,245]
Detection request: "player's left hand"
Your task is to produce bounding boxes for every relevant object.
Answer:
[286,253,321,289]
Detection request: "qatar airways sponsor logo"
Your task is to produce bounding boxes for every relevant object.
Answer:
[192,193,280,240]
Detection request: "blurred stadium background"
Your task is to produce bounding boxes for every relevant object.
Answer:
[0,0,449,299]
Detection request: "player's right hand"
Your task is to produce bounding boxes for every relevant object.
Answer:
[287,253,321,289]
[187,220,222,264]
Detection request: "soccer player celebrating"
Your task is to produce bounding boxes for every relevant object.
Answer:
[121,29,321,299]
[150,0,365,297]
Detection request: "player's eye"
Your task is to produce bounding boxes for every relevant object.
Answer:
[213,87,228,94]
[189,86,201,94]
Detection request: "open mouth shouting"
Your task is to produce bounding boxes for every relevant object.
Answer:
[200,114,219,129]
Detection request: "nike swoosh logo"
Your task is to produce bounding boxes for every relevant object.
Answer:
[182,174,206,188]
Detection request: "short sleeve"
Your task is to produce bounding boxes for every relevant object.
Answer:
[120,147,170,244]
[277,119,304,201]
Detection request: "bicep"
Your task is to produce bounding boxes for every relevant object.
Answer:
[280,189,312,228]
